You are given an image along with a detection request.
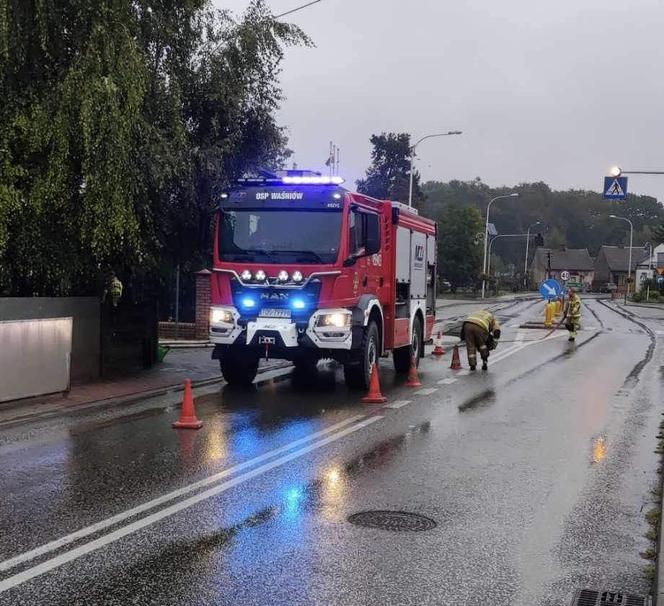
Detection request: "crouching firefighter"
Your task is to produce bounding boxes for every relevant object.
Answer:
[461,309,501,371]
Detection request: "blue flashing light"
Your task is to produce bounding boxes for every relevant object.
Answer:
[291,298,306,311]
[241,296,257,309]
[282,175,344,185]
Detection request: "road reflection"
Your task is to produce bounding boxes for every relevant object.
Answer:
[592,436,607,464]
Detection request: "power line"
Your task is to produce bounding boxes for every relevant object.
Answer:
[274,0,323,19]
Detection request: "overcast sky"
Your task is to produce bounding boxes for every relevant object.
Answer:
[215,0,664,201]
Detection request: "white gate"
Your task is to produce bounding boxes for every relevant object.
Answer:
[0,317,73,402]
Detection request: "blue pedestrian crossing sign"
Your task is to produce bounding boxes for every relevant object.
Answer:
[603,176,628,200]
[540,278,562,300]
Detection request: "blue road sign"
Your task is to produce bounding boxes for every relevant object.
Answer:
[540,278,562,300]
[658,275,664,285]
[603,176,628,200]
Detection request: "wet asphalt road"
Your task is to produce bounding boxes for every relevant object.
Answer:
[1,297,663,605]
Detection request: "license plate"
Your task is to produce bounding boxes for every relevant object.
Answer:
[259,308,291,319]
[258,336,276,345]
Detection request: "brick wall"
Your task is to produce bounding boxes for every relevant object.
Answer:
[195,269,212,340]
[158,322,196,340]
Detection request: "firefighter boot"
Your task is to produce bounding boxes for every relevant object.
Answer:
[481,360,488,371]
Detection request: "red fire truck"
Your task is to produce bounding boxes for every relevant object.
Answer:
[209,170,437,389]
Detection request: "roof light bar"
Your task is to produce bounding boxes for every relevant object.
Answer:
[281,175,345,185]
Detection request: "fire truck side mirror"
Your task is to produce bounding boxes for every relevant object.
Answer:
[343,256,357,267]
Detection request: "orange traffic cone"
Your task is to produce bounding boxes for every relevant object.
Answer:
[405,356,422,387]
[173,379,203,429]
[450,344,462,370]
[361,364,387,404]
[432,331,446,356]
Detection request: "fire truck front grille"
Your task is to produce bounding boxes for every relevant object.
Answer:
[230,279,321,317]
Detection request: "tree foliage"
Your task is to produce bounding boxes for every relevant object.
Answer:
[356,133,423,204]
[436,205,483,288]
[0,0,310,296]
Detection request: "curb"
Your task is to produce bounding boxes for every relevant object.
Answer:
[0,363,293,429]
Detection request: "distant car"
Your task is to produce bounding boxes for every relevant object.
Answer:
[599,282,618,293]
[441,280,451,291]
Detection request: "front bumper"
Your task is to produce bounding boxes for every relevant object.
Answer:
[209,306,353,351]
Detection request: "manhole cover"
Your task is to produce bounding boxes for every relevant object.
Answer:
[347,510,436,531]
[570,589,651,606]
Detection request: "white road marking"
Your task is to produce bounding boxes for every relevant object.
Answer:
[456,370,471,376]
[0,414,367,574]
[509,323,520,328]
[414,388,438,396]
[385,400,412,409]
[437,378,458,385]
[657,330,664,335]
[0,415,383,593]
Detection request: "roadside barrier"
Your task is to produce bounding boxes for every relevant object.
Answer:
[450,345,462,369]
[361,364,387,404]
[172,379,203,429]
[405,356,422,387]
[432,331,446,356]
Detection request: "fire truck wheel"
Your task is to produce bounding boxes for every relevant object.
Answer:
[220,355,259,387]
[344,320,380,390]
[393,315,422,373]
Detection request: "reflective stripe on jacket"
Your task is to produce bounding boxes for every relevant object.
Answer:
[464,310,499,333]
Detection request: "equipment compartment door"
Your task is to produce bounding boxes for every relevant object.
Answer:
[410,231,427,299]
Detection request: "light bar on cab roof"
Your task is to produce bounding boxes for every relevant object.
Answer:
[281,175,345,185]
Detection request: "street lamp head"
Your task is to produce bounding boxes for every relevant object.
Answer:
[447,130,463,135]
[609,166,622,178]
[510,193,520,198]
[609,214,617,218]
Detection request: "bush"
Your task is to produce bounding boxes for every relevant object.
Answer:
[649,291,660,302]
[631,291,643,303]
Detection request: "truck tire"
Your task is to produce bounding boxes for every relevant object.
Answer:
[344,320,379,390]
[220,354,259,387]
[393,315,422,374]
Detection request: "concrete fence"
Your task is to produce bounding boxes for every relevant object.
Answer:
[0,297,101,401]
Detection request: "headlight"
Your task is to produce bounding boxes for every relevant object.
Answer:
[240,269,252,282]
[278,270,289,282]
[292,270,304,283]
[210,308,234,324]
[316,311,351,328]
[255,269,267,282]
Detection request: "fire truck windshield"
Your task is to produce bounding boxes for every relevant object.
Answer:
[218,209,342,264]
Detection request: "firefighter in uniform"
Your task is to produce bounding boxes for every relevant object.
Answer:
[461,309,501,371]
[564,288,582,341]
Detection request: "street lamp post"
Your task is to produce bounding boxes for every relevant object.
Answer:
[644,242,653,301]
[487,233,531,279]
[610,166,664,176]
[609,214,634,301]
[481,193,520,299]
[523,221,541,289]
[408,131,462,207]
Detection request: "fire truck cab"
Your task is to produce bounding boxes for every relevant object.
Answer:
[209,171,437,389]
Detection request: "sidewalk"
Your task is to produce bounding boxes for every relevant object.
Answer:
[0,348,289,426]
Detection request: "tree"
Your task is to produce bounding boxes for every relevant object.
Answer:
[437,205,484,288]
[0,0,310,296]
[356,133,423,204]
